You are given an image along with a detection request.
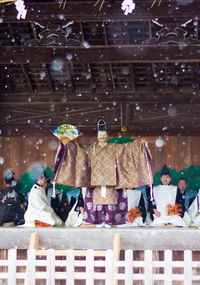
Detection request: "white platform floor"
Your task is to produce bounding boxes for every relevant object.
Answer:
[0,227,199,250]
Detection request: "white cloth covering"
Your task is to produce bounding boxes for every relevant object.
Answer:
[65,200,83,227]
[127,190,144,227]
[150,185,186,227]
[188,189,200,226]
[24,184,63,226]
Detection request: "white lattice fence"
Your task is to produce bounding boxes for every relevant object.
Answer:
[0,249,200,284]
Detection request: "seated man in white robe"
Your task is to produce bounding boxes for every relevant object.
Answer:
[187,189,200,227]
[127,188,146,226]
[24,166,64,227]
[149,165,186,227]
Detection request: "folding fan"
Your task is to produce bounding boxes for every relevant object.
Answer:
[51,124,82,144]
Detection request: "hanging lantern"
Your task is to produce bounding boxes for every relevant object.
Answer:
[121,126,127,133]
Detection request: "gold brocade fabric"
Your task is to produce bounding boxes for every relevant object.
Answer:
[56,140,152,189]
[115,142,151,188]
[93,186,118,205]
[56,141,90,187]
[89,144,116,186]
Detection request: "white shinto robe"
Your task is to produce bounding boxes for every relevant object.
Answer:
[188,189,200,226]
[150,185,186,227]
[24,184,63,226]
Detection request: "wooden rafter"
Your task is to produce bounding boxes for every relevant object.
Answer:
[44,64,54,92]
[65,64,75,92]
[129,64,136,92]
[20,64,35,93]
[109,63,115,91]
[6,106,116,123]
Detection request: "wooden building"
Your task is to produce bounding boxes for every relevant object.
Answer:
[0,0,200,185]
[0,0,200,284]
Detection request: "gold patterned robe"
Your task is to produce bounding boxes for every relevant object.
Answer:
[55,140,153,204]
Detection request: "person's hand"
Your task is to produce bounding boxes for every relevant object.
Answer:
[141,138,146,145]
[196,212,200,217]
[153,209,161,217]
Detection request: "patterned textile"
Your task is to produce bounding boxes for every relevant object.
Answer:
[83,188,128,225]
[115,142,152,188]
[55,140,153,189]
[128,207,142,223]
[56,141,90,187]
[89,144,116,186]
[93,186,118,205]
[167,204,183,216]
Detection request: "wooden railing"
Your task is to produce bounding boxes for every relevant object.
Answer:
[0,248,200,284]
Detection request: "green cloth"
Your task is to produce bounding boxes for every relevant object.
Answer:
[107,137,134,144]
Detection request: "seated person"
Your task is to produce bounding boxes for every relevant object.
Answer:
[0,170,24,226]
[187,189,200,227]
[24,166,64,227]
[127,188,146,226]
[148,165,186,227]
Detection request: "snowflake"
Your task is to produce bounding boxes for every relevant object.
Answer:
[121,0,136,16]
[15,0,27,20]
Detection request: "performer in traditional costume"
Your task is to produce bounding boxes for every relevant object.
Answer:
[148,165,186,227]
[52,120,153,227]
[127,189,147,226]
[24,166,64,227]
[187,189,200,227]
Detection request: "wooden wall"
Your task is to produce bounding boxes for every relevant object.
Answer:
[0,133,200,189]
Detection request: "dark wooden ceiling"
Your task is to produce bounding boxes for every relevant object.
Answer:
[0,0,200,135]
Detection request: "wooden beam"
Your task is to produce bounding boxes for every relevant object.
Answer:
[1,94,200,105]
[1,124,200,135]
[1,2,200,22]
[1,46,200,64]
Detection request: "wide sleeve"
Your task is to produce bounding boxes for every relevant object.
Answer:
[28,189,63,225]
[29,189,52,211]
[115,140,154,189]
[55,141,90,188]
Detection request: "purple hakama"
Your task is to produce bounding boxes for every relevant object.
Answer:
[83,188,128,225]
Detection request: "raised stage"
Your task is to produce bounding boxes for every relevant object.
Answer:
[0,227,200,284]
[0,227,199,250]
